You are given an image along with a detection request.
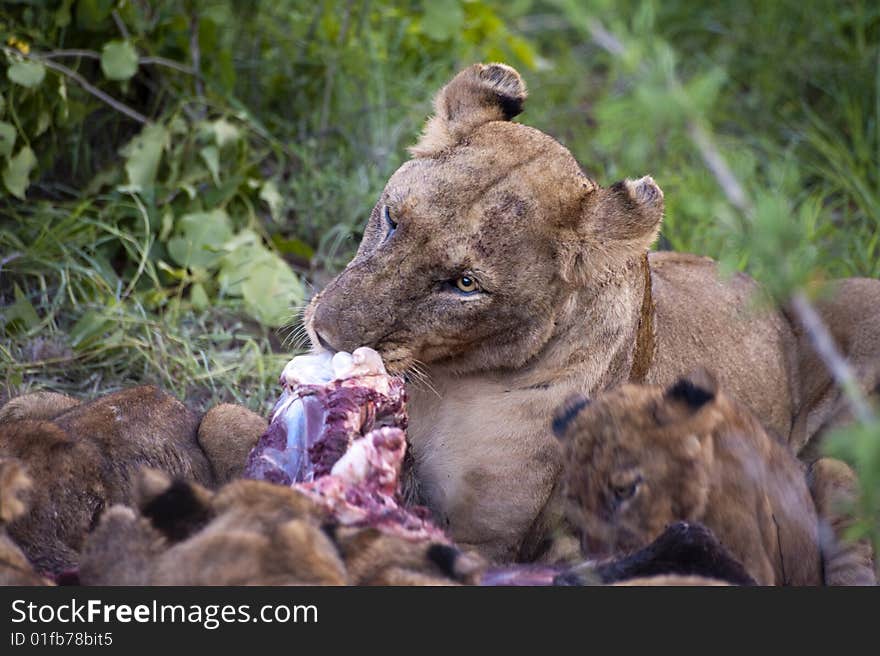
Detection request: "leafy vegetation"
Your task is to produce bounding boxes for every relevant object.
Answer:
[1,1,878,554]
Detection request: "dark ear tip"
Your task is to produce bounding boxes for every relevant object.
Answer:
[552,393,591,439]
[625,176,664,206]
[665,377,715,410]
[477,62,527,119]
[426,543,461,578]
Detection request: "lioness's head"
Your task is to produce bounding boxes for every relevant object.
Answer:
[306,63,664,374]
[552,372,720,558]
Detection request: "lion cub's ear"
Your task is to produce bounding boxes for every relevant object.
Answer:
[410,62,527,157]
[136,468,214,542]
[655,367,718,428]
[664,367,718,408]
[551,393,591,440]
[0,459,32,524]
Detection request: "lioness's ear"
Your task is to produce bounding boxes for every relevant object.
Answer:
[563,175,664,284]
[592,176,664,248]
[410,62,527,157]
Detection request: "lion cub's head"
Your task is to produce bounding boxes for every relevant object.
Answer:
[552,371,729,558]
[306,63,664,375]
[552,371,829,585]
[80,470,484,586]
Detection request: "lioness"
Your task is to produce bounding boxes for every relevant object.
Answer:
[552,371,828,585]
[304,62,880,562]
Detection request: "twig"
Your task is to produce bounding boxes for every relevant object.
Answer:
[39,57,148,124]
[139,56,196,75]
[585,18,625,57]
[189,11,205,119]
[41,49,101,60]
[111,10,131,40]
[40,49,196,75]
[1,47,148,124]
[319,0,355,139]
[790,292,876,424]
[687,120,755,218]
[0,252,22,279]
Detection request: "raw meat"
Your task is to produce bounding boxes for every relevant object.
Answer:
[244,347,445,542]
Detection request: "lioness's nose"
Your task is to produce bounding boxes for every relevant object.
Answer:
[311,299,347,352]
[313,329,340,354]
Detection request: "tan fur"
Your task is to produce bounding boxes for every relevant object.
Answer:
[80,471,484,586]
[0,390,80,422]
[410,63,527,158]
[303,63,829,562]
[0,459,52,585]
[554,374,823,586]
[790,278,880,456]
[198,403,268,484]
[612,575,730,586]
[0,387,265,574]
[807,458,877,585]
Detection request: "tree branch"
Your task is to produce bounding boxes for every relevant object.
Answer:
[3,47,148,124]
[38,56,149,124]
[790,292,876,424]
[39,49,196,75]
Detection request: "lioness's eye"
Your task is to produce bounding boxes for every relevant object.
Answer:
[455,275,479,293]
[382,205,397,239]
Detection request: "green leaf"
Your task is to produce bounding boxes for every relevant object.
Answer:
[241,255,305,327]
[200,145,220,186]
[218,230,304,327]
[3,285,40,334]
[7,61,46,88]
[70,310,113,350]
[422,0,465,41]
[0,121,16,159]
[259,180,284,223]
[210,118,240,147]
[190,282,210,311]
[271,235,315,261]
[159,210,174,242]
[120,123,168,191]
[76,0,114,29]
[35,111,51,137]
[100,41,139,81]
[55,0,75,27]
[3,146,37,199]
[167,210,234,269]
[217,230,262,296]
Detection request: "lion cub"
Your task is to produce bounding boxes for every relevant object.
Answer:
[553,370,823,585]
[79,470,484,586]
[0,459,51,585]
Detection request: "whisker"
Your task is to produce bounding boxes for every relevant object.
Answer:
[407,360,441,398]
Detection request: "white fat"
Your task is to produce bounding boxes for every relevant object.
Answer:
[331,347,387,379]
[280,351,335,387]
[330,439,372,484]
[281,347,387,388]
